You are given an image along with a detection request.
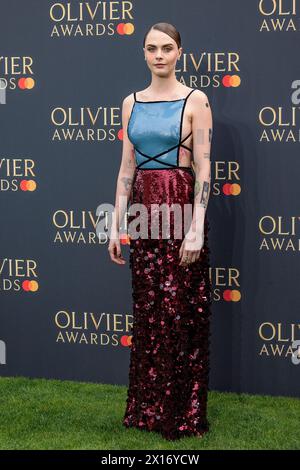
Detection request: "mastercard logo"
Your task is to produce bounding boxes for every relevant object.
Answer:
[18,78,35,89]
[120,335,132,347]
[22,280,39,292]
[222,183,241,195]
[20,180,37,191]
[117,129,124,141]
[116,23,134,35]
[222,75,241,87]
[223,290,241,302]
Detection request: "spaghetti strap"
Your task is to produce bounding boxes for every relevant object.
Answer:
[133,92,136,102]
[185,88,196,101]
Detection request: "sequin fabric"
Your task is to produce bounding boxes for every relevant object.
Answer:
[123,168,212,441]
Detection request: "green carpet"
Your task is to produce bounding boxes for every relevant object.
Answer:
[0,376,299,450]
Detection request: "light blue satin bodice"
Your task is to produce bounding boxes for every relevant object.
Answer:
[127,89,196,169]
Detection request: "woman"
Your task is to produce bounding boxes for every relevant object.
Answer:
[109,22,213,441]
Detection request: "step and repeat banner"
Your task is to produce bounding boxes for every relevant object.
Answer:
[0,1,299,397]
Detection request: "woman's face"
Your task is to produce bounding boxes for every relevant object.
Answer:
[143,29,181,75]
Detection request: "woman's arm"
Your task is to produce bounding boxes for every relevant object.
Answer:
[190,90,212,234]
[109,94,136,264]
[179,90,212,265]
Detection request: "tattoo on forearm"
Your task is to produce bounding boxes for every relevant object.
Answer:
[121,176,133,192]
[127,158,133,168]
[126,150,135,169]
[203,152,210,159]
[194,180,201,197]
[200,181,210,208]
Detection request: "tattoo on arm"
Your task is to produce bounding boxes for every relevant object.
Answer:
[126,150,135,169]
[195,127,213,146]
[121,176,133,192]
[194,180,201,197]
[199,181,210,208]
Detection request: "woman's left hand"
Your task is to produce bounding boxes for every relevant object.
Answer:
[179,230,204,266]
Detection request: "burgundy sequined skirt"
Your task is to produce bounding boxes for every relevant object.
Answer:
[123,167,212,441]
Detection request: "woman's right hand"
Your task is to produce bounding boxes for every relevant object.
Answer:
[108,233,126,265]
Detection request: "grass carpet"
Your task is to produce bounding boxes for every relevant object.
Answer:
[0,376,299,450]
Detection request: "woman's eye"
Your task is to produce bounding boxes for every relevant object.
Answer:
[147,48,172,52]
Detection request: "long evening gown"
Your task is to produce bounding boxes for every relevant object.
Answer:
[123,88,212,441]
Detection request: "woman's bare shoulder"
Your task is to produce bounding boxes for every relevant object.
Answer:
[190,88,208,100]
[188,89,211,114]
[121,93,135,119]
[122,92,135,106]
